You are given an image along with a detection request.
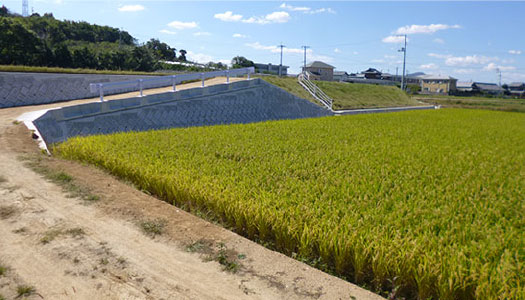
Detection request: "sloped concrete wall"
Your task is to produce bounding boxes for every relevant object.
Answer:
[0,72,165,108]
[34,79,332,146]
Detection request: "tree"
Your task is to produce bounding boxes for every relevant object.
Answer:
[231,56,254,68]
[52,43,72,67]
[178,49,187,61]
[146,38,176,61]
[0,5,9,17]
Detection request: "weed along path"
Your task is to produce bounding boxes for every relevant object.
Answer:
[0,80,384,299]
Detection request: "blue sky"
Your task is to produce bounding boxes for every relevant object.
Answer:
[3,0,525,83]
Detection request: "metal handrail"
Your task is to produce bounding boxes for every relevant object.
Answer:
[90,67,255,102]
[298,72,333,110]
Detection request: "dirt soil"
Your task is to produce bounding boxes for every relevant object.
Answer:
[0,79,385,300]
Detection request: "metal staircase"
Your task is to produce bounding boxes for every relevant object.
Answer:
[298,71,333,110]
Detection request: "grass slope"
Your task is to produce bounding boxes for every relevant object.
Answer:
[415,95,525,113]
[55,109,524,300]
[0,65,170,76]
[260,76,420,110]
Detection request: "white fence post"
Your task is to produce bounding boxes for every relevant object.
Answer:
[98,84,104,102]
[139,79,143,97]
[172,75,176,92]
[226,70,229,83]
[201,73,205,87]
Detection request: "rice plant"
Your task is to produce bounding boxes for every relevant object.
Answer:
[54,109,525,299]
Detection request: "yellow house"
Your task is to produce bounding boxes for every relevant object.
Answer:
[418,75,457,95]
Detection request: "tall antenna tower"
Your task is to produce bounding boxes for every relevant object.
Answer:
[22,0,29,16]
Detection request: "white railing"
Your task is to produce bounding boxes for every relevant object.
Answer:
[90,67,255,102]
[298,71,333,110]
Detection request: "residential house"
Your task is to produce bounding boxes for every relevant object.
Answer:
[254,63,289,76]
[457,82,504,95]
[418,74,457,95]
[362,68,382,79]
[333,71,349,82]
[302,61,335,81]
[508,82,525,97]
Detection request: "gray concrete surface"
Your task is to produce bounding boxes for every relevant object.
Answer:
[0,72,166,108]
[33,79,332,146]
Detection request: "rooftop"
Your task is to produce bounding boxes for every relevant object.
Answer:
[417,74,457,80]
[305,61,335,69]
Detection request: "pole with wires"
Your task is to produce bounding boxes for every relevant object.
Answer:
[302,46,309,73]
[398,34,407,91]
[278,44,285,77]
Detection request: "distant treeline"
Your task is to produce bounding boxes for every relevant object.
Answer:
[0,6,226,72]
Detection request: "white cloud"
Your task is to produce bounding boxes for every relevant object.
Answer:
[445,55,498,66]
[334,48,341,53]
[280,3,310,12]
[483,63,516,72]
[280,3,335,14]
[215,10,290,25]
[353,51,359,55]
[167,21,198,30]
[186,51,213,64]
[118,4,145,12]
[244,11,290,24]
[193,32,211,36]
[233,33,248,38]
[428,53,452,59]
[502,72,525,81]
[433,38,445,44]
[214,11,243,22]
[159,29,176,35]
[508,50,522,55]
[454,68,476,74]
[382,35,405,43]
[306,8,335,14]
[395,24,461,35]
[186,51,229,66]
[420,63,439,70]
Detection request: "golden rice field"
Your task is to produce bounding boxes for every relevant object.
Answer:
[54,109,524,299]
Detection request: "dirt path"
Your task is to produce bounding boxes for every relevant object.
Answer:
[0,79,385,300]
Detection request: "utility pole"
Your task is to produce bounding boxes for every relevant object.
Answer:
[302,46,310,73]
[22,0,28,17]
[278,44,285,77]
[397,34,407,91]
[497,68,502,86]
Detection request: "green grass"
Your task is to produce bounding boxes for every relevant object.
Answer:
[139,219,167,237]
[0,64,171,76]
[54,109,524,300]
[16,285,35,298]
[21,156,100,202]
[259,76,318,104]
[415,95,525,113]
[316,80,420,110]
[260,76,420,110]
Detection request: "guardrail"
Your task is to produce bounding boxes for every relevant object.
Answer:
[90,67,255,102]
[298,71,333,110]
